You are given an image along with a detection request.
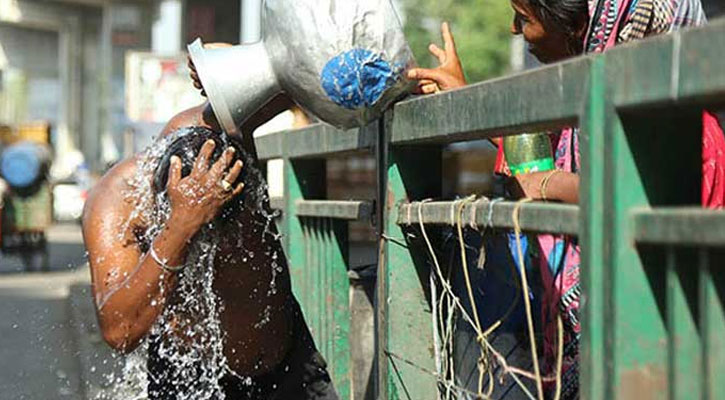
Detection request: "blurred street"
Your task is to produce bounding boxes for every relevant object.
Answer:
[0,223,86,274]
[0,223,92,399]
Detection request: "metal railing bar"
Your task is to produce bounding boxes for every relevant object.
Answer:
[269,196,285,211]
[256,123,377,161]
[295,200,374,221]
[676,17,725,104]
[390,57,590,145]
[398,200,579,235]
[608,17,725,109]
[631,207,725,247]
[255,130,284,160]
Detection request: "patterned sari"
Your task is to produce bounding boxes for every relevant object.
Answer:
[494,0,723,398]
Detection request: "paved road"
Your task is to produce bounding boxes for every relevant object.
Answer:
[0,224,90,399]
[0,223,88,274]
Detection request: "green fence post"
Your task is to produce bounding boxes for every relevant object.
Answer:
[284,159,351,399]
[311,218,322,341]
[600,46,703,397]
[377,113,442,400]
[330,218,351,399]
[666,247,702,400]
[700,249,725,399]
[285,159,326,311]
[580,55,609,400]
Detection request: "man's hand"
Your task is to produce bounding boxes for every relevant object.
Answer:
[188,42,233,97]
[407,22,467,94]
[166,140,244,232]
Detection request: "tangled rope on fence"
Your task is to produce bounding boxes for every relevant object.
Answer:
[401,196,564,400]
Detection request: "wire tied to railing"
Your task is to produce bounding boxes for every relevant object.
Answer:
[409,196,569,400]
[469,198,481,230]
[407,195,569,399]
[456,196,492,398]
[487,198,505,229]
[513,198,545,400]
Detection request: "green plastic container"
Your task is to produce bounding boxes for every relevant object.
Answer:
[503,133,555,176]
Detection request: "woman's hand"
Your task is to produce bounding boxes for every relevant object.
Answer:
[188,42,233,97]
[508,172,543,200]
[166,140,244,232]
[407,22,467,94]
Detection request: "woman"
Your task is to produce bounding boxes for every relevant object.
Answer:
[409,1,723,207]
[408,0,724,398]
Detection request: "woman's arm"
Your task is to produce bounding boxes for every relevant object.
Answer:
[508,170,579,204]
[83,140,243,353]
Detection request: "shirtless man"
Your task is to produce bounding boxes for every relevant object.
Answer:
[82,98,338,399]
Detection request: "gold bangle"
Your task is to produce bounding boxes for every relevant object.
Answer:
[540,170,562,202]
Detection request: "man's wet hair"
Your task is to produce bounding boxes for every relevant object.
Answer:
[152,127,258,208]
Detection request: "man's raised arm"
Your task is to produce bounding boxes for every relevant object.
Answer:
[82,139,243,352]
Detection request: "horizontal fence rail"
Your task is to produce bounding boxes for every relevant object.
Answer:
[398,200,579,235]
[632,207,725,246]
[269,196,284,211]
[257,123,377,161]
[296,200,373,221]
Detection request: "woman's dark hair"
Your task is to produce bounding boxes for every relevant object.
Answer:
[152,127,260,215]
[522,0,589,54]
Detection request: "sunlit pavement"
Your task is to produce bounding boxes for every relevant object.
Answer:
[0,224,93,399]
[0,224,88,274]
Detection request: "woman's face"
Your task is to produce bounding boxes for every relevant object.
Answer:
[510,0,575,63]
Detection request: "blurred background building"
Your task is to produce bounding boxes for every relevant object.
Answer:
[0,0,245,178]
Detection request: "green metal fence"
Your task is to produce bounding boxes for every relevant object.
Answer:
[257,18,725,400]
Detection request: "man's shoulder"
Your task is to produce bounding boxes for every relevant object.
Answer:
[160,103,211,137]
[83,158,139,222]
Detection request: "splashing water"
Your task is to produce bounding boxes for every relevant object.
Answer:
[97,128,283,399]
[149,233,229,400]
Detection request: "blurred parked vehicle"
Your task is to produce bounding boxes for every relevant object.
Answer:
[0,177,6,248]
[0,141,51,196]
[0,126,53,270]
